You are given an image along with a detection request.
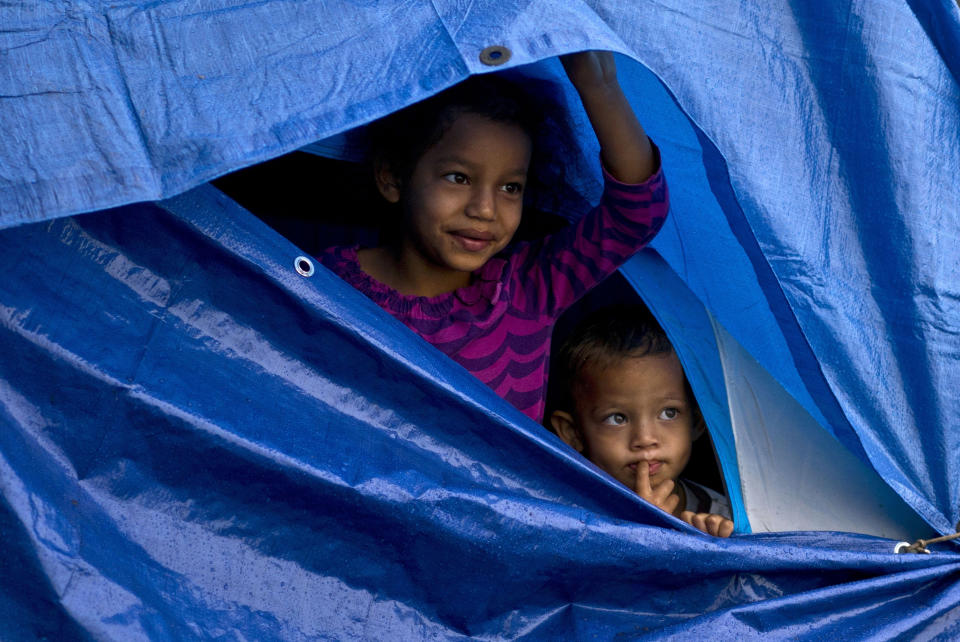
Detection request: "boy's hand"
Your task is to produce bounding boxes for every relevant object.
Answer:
[680,511,735,538]
[634,460,680,516]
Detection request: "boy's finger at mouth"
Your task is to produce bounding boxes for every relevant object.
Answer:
[633,460,651,492]
[630,460,661,478]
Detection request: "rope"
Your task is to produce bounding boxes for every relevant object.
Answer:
[895,530,960,554]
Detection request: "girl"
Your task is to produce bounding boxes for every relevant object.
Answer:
[318,51,669,421]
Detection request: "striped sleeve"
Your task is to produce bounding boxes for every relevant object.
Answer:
[508,161,669,317]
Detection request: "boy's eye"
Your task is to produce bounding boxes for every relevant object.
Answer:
[602,413,627,426]
[443,172,469,184]
[658,407,679,420]
[501,182,524,195]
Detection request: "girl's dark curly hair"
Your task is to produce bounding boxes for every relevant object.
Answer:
[367,72,585,223]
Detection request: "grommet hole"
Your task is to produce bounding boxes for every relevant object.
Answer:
[295,256,315,277]
[479,45,511,66]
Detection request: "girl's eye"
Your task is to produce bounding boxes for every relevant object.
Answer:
[602,413,627,426]
[501,182,524,195]
[658,407,679,420]
[443,173,469,185]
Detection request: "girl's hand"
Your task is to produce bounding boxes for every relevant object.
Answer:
[634,460,681,516]
[559,50,656,183]
[680,511,735,537]
[560,51,618,92]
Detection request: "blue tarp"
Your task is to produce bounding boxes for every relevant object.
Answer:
[2,0,959,638]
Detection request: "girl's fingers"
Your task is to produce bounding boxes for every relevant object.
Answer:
[711,516,735,538]
[681,512,735,538]
[560,51,617,89]
[682,511,707,534]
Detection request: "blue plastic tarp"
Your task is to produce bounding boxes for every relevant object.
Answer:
[2,0,960,638]
[1,189,958,639]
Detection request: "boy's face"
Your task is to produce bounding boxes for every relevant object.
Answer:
[552,351,702,492]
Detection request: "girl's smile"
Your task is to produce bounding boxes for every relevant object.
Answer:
[449,228,496,252]
[364,113,532,297]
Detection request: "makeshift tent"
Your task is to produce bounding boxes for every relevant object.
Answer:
[2,0,959,639]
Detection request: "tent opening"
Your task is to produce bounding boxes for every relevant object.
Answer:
[214,151,732,524]
[212,143,936,540]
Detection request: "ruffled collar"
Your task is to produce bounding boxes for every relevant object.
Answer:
[329,246,507,316]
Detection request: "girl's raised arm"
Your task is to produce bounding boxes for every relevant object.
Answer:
[561,51,657,184]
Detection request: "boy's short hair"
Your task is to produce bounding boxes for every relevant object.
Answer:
[550,305,701,421]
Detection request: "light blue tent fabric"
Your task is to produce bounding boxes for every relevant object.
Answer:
[2,0,959,638]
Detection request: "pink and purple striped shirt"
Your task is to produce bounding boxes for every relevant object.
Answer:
[319,165,668,421]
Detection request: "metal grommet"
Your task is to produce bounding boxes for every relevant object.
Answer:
[479,45,511,66]
[294,256,314,277]
[894,541,931,554]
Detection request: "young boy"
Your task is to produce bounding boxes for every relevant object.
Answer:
[548,305,734,537]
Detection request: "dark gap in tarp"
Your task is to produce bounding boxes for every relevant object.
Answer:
[214,155,728,500]
[212,151,572,254]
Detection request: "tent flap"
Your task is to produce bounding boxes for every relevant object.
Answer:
[3,0,960,636]
[1,189,958,638]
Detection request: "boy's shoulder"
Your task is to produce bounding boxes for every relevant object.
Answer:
[679,478,732,520]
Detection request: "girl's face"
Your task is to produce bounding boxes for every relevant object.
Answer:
[378,113,532,287]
